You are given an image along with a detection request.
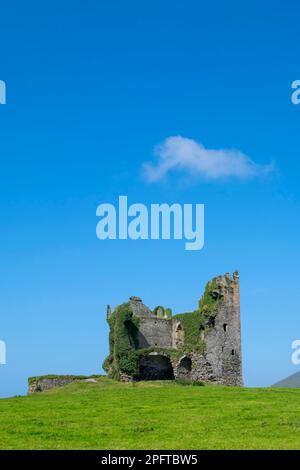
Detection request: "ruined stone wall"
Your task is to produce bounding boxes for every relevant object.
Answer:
[128,296,173,349]
[174,354,215,383]
[170,272,242,386]
[138,317,172,348]
[204,273,243,386]
[104,272,243,386]
[28,376,100,394]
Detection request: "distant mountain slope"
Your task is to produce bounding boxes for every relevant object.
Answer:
[272,370,300,388]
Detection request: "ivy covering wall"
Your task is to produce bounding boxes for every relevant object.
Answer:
[103,276,223,379]
[103,303,140,379]
[172,277,222,353]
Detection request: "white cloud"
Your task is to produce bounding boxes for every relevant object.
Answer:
[143,136,273,182]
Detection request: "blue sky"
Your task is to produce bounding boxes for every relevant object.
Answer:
[0,0,300,397]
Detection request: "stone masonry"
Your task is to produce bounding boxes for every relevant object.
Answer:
[28,376,100,394]
[104,272,243,386]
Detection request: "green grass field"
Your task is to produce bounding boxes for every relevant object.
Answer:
[0,378,299,450]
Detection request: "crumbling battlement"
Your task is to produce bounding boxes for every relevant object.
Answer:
[103,272,243,386]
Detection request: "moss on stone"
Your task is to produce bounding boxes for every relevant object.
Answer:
[105,303,141,377]
[173,311,206,353]
[172,276,225,354]
[102,355,113,372]
[153,306,165,318]
[165,308,172,319]
[136,347,182,360]
[198,277,220,318]
[105,275,225,379]
[28,375,102,385]
[153,306,172,319]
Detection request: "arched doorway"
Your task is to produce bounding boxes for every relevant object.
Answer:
[139,354,174,380]
[177,356,192,378]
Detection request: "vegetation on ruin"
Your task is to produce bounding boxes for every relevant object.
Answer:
[165,308,172,319]
[174,378,205,386]
[135,347,182,360]
[173,310,206,353]
[1,378,300,449]
[153,306,165,318]
[28,375,102,385]
[153,306,172,319]
[104,277,225,376]
[171,276,224,354]
[104,303,140,379]
[198,277,221,317]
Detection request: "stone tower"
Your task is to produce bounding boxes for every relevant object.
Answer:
[103,272,243,386]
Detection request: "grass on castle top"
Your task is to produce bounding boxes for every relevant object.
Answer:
[0,378,299,450]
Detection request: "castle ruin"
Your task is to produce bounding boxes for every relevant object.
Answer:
[103,272,243,386]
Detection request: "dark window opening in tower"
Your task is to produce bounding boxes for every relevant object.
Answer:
[223,323,228,332]
[231,349,235,355]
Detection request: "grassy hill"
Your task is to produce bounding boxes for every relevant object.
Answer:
[0,378,300,450]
